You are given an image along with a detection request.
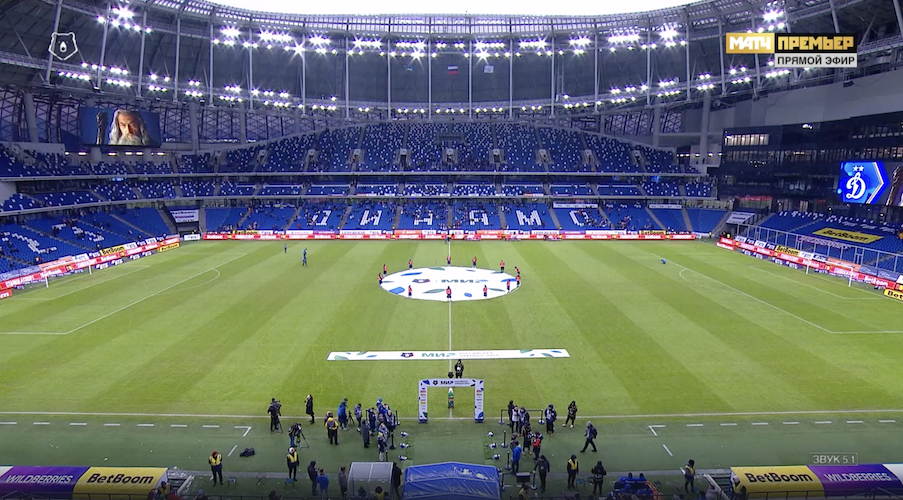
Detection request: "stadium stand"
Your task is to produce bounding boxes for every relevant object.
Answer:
[135,182,177,199]
[79,210,146,239]
[538,127,587,172]
[205,207,248,232]
[0,148,45,177]
[131,162,174,175]
[606,203,660,230]
[403,183,447,197]
[221,145,262,173]
[360,123,403,172]
[407,123,442,171]
[639,147,678,173]
[219,183,257,196]
[26,215,128,249]
[32,191,100,207]
[289,201,346,230]
[93,183,140,201]
[642,180,681,197]
[179,154,214,173]
[307,184,349,196]
[89,162,131,176]
[597,184,643,197]
[585,134,639,172]
[243,205,296,231]
[451,201,501,230]
[458,123,493,171]
[555,206,609,230]
[685,181,714,198]
[1,194,41,212]
[344,201,396,231]
[549,184,593,197]
[0,223,86,263]
[356,184,398,197]
[398,202,448,230]
[180,181,217,197]
[262,136,313,172]
[502,183,544,197]
[258,185,302,196]
[319,128,360,172]
[502,202,552,230]
[650,207,687,231]
[452,182,496,197]
[497,123,542,172]
[686,208,727,233]
[120,207,171,236]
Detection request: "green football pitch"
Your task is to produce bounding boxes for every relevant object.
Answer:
[2,239,903,493]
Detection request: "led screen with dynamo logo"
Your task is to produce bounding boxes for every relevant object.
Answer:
[838,161,903,207]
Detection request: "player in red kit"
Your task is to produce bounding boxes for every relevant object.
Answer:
[516,275,520,287]
[447,255,451,265]
[383,264,387,276]
[515,266,520,277]
[408,259,413,269]
[500,260,505,272]
[472,256,477,268]
[506,280,511,292]
[378,274,383,285]
[446,286,452,300]
[408,285,412,297]
[483,285,488,297]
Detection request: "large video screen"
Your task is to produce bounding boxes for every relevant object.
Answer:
[79,107,162,147]
[838,161,903,207]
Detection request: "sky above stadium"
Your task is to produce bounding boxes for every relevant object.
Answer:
[211,0,700,16]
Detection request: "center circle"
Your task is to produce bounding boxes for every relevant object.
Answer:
[380,266,517,301]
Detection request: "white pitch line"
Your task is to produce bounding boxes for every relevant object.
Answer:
[815,421,832,424]
[171,424,188,428]
[749,266,880,300]
[33,422,50,425]
[62,253,247,336]
[720,423,737,426]
[0,331,70,335]
[687,424,703,427]
[137,423,154,427]
[662,444,673,457]
[676,266,831,333]
[846,420,864,424]
[69,422,87,426]
[202,425,220,428]
[103,423,120,427]
[32,266,149,301]
[751,422,769,426]
[0,422,17,425]
[879,420,896,423]
[235,426,252,437]
[6,408,903,420]
[227,445,238,457]
[783,422,799,425]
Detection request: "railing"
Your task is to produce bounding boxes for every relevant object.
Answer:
[738,223,903,274]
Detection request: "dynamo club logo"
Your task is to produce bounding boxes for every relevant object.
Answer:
[839,161,887,204]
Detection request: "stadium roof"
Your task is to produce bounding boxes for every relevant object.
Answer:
[209,0,704,16]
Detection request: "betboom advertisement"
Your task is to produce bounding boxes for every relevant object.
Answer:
[838,161,903,207]
[79,107,162,147]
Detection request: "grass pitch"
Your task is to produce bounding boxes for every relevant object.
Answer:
[2,240,903,486]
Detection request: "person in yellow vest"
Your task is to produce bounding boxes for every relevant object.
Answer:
[373,486,386,500]
[684,459,696,493]
[286,447,299,480]
[325,412,339,445]
[208,451,223,486]
[566,454,579,489]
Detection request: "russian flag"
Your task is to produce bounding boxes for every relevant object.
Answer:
[447,65,459,75]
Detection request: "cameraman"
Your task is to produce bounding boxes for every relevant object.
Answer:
[289,422,303,448]
[268,398,282,433]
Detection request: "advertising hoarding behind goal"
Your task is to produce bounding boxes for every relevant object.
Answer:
[726,33,857,68]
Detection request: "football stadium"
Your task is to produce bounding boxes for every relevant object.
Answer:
[2,0,903,498]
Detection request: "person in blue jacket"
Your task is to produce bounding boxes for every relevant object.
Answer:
[511,440,522,474]
[337,398,349,431]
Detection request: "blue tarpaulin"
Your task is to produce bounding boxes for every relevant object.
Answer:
[401,462,501,500]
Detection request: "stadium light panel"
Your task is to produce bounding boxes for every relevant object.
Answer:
[222,27,241,38]
[96,16,105,23]
[309,34,330,45]
[659,28,679,39]
[112,7,134,18]
[570,36,591,46]
[763,10,783,21]
[224,40,235,46]
[111,20,120,27]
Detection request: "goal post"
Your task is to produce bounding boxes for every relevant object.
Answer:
[418,378,484,423]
